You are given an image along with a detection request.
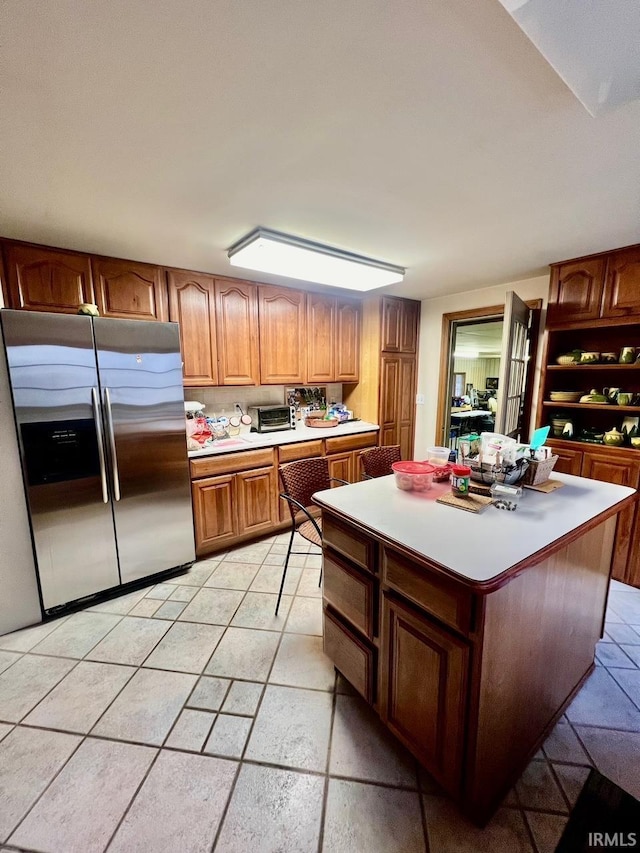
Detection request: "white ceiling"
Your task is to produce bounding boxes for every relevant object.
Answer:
[1,0,639,300]
[455,321,504,356]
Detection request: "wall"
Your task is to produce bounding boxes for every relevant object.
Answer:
[452,357,501,395]
[189,383,344,418]
[415,275,549,457]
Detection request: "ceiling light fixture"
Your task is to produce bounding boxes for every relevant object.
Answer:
[227,228,405,292]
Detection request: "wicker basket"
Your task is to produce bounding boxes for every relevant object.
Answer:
[305,416,339,428]
[522,455,558,486]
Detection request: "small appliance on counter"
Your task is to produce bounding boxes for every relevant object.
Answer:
[248,404,296,433]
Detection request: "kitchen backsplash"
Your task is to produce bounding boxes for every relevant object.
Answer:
[187,384,344,416]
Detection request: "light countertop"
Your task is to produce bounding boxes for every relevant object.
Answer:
[188,420,380,458]
[313,473,635,585]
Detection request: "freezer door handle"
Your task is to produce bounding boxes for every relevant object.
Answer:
[104,387,121,502]
[91,386,109,504]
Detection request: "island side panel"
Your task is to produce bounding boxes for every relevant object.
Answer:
[465,514,616,822]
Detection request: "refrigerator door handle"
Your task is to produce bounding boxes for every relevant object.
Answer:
[103,387,121,502]
[91,387,109,504]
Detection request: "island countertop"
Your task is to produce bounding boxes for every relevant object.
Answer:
[313,473,635,588]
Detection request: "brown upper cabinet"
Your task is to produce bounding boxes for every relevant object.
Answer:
[335,298,361,382]
[92,257,168,321]
[381,296,419,352]
[601,246,640,319]
[167,269,218,386]
[258,285,306,384]
[214,278,259,385]
[4,243,94,313]
[307,293,336,384]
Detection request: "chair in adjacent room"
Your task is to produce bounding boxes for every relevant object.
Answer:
[276,457,348,615]
[359,444,402,479]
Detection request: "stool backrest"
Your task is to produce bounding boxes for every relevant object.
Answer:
[360,445,401,478]
[279,457,332,514]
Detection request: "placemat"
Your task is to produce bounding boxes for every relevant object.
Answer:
[524,478,565,493]
[436,491,493,513]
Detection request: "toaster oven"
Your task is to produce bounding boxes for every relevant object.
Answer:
[248,405,296,433]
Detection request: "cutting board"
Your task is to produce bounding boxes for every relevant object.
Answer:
[436,491,493,513]
[524,478,565,493]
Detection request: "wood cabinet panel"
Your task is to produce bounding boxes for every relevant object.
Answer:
[324,608,375,703]
[381,297,402,352]
[398,356,416,460]
[324,550,375,640]
[325,432,377,454]
[327,452,353,485]
[258,285,306,383]
[215,278,259,385]
[92,258,167,321]
[547,258,605,326]
[336,298,361,381]
[381,594,468,792]
[552,446,583,476]
[190,448,275,479]
[236,466,277,536]
[192,474,237,553]
[278,440,324,464]
[602,246,640,319]
[626,505,640,588]
[380,356,399,442]
[167,269,217,386]
[4,243,93,313]
[322,513,377,574]
[306,293,335,383]
[400,300,420,353]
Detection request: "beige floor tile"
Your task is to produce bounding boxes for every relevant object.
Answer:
[128,598,162,618]
[92,668,196,745]
[145,582,176,600]
[220,681,263,716]
[262,551,307,568]
[515,759,568,812]
[0,616,69,652]
[204,714,252,758]
[144,621,224,674]
[86,615,171,666]
[596,642,638,668]
[166,564,217,586]
[230,591,292,630]
[610,667,640,708]
[330,694,417,788]
[605,623,640,644]
[608,592,640,624]
[553,763,591,806]
[0,654,76,722]
[87,588,146,615]
[0,651,21,674]
[524,812,568,853]
[0,727,80,843]
[178,588,245,625]
[285,596,323,635]
[32,611,121,659]
[24,661,134,733]
[304,554,323,570]
[424,796,534,853]
[223,543,271,564]
[165,708,216,751]
[574,726,640,799]
[216,763,323,853]
[269,633,335,691]
[565,666,640,730]
[249,563,302,595]
[296,567,322,597]
[0,723,12,742]
[167,584,199,602]
[109,750,236,853]
[543,721,592,764]
[205,627,280,681]
[246,684,332,772]
[204,562,260,590]
[336,672,357,695]
[10,737,155,853]
[323,779,425,853]
[153,600,187,620]
[187,675,231,711]
[621,645,640,666]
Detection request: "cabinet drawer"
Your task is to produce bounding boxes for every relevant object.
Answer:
[383,549,474,636]
[324,608,375,703]
[325,431,378,454]
[190,448,275,479]
[324,549,375,640]
[322,513,376,574]
[278,440,324,464]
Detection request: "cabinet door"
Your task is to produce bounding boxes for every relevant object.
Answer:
[215,279,259,385]
[381,594,469,792]
[4,243,94,313]
[236,466,278,536]
[306,293,336,383]
[381,297,402,352]
[92,257,167,321]
[602,246,640,319]
[625,505,640,590]
[335,298,361,382]
[167,270,217,386]
[581,450,640,583]
[399,300,420,353]
[547,258,605,326]
[192,474,237,553]
[258,285,306,383]
[327,452,354,485]
[398,356,416,460]
[380,356,400,447]
[552,446,583,476]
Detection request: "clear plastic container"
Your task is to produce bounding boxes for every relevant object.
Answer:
[391,461,435,493]
[490,483,523,511]
[426,446,450,466]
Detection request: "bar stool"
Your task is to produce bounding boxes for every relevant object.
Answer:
[359,445,401,479]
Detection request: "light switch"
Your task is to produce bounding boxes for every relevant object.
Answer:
[415,394,425,405]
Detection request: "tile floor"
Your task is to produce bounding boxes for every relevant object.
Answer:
[0,535,639,853]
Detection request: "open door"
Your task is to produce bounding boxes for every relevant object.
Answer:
[495,292,531,438]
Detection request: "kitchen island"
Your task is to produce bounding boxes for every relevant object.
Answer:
[313,473,635,824]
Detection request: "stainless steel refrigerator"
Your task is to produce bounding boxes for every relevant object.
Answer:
[0,309,195,614]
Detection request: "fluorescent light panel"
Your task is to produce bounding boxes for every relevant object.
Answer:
[228,228,405,291]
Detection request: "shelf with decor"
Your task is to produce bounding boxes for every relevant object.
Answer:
[542,401,640,413]
[546,364,640,371]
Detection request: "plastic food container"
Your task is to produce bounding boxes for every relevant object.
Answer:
[426,446,450,466]
[450,464,471,496]
[490,483,522,511]
[391,461,436,492]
